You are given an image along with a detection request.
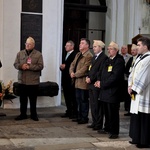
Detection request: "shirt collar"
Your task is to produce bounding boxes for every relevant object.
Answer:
[95,51,102,57]
[67,50,74,54]
[109,55,116,60]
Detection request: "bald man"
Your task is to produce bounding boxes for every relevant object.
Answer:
[14,37,44,121]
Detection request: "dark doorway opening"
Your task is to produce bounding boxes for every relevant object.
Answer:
[62,0,107,58]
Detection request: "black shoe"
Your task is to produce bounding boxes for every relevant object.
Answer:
[72,119,78,122]
[87,124,95,128]
[69,114,77,119]
[31,116,39,121]
[97,129,109,134]
[129,141,136,145]
[109,134,118,139]
[72,119,81,122]
[78,119,88,124]
[124,113,131,116]
[61,113,69,118]
[15,115,27,120]
[136,144,150,148]
[93,126,102,131]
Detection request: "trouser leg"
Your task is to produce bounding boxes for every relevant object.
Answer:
[28,85,38,117]
[19,84,28,116]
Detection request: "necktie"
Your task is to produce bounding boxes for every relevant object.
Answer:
[95,55,98,60]
[65,52,70,60]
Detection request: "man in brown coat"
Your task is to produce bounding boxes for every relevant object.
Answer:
[14,37,44,121]
[70,38,93,124]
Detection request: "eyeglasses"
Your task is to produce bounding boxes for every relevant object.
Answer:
[65,45,72,47]
[25,43,32,46]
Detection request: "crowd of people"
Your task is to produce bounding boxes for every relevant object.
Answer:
[60,37,150,148]
[1,35,149,148]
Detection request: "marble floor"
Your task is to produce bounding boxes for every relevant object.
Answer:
[0,101,143,150]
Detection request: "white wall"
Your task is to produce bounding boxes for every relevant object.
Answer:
[105,0,150,52]
[1,0,21,83]
[41,0,64,106]
[0,0,4,80]
[0,0,64,108]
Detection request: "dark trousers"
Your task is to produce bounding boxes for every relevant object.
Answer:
[19,84,39,117]
[130,112,150,145]
[89,89,103,128]
[104,102,120,135]
[124,80,131,111]
[76,88,89,121]
[63,83,77,116]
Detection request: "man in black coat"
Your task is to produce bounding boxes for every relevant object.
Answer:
[60,40,77,118]
[86,40,107,130]
[95,41,125,139]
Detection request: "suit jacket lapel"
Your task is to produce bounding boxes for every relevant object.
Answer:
[91,53,103,67]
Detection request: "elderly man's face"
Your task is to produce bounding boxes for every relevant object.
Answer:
[25,41,35,50]
[131,48,138,56]
[107,46,118,57]
[121,46,127,55]
[65,42,74,52]
[93,45,102,55]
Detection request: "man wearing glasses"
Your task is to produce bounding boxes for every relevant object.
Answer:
[14,37,44,121]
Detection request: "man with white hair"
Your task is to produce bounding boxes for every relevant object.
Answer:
[86,40,107,130]
[14,37,44,121]
[95,41,125,139]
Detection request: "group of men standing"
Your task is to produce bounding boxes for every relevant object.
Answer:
[60,37,150,148]
[60,38,125,139]
[12,35,150,148]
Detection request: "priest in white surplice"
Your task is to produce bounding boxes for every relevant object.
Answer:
[128,37,150,148]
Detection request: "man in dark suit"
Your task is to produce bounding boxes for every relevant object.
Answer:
[95,41,125,139]
[86,40,107,130]
[60,40,77,118]
[124,44,138,116]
